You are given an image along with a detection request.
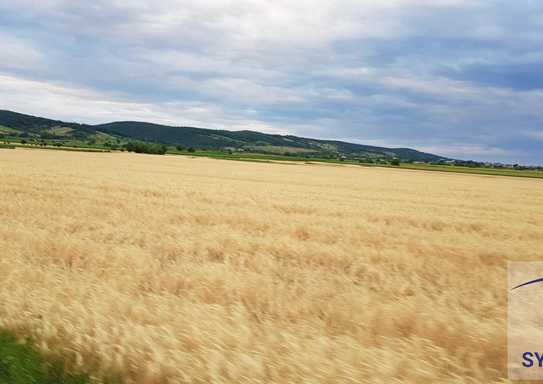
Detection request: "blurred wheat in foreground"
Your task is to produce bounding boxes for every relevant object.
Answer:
[1,149,542,383]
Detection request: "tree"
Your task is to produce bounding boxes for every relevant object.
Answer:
[391,158,400,166]
[123,141,168,155]
[187,147,196,153]
[158,144,168,155]
[175,145,185,151]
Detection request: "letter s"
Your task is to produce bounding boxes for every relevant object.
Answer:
[523,352,534,368]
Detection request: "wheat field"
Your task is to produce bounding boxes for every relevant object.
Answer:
[1,149,542,383]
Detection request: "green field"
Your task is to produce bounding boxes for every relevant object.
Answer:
[396,163,543,178]
[170,149,543,179]
[0,125,20,135]
[2,138,542,179]
[45,126,75,136]
[8,142,111,153]
[0,330,91,384]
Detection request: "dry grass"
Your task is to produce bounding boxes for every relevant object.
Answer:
[1,149,542,383]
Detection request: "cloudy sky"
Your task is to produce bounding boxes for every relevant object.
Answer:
[1,1,542,164]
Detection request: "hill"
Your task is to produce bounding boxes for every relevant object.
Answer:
[0,110,447,162]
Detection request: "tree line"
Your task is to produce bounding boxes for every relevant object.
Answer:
[123,142,168,155]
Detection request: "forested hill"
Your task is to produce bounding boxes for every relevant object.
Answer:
[0,110,447,162]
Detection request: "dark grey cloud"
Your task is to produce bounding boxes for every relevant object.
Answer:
[0,0,542,164]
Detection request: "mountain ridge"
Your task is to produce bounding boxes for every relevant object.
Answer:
[0,109,448,162]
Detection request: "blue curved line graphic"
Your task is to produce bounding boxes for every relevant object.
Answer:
[512,277,543,290]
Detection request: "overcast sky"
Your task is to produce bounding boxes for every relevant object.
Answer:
[1,1,542,164]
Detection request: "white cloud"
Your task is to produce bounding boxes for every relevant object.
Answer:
[0,34,44,71]
[0,73,294,134]
[417,144,513,157]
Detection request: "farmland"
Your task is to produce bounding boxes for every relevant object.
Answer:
[1,149,542,383]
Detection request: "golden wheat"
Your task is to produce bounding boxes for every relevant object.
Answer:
[1,149,542,383]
